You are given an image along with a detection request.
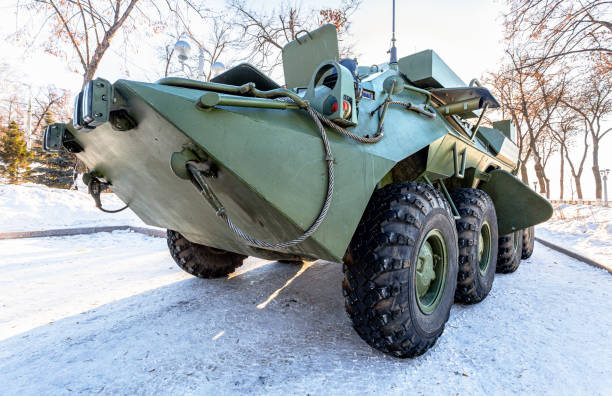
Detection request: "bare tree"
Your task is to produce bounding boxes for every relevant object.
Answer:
[536,128,557,198]
[550,107,590,200]
[161,40,177,78]
[487,46,566,197]
[29,0,144,89]
[505,0,612,68]
[228,0,360,76]
[486,68,532,184]
[561,65,611,199]
[31,87,71,138]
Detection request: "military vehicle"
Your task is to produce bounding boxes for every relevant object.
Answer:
[43,14,552,358]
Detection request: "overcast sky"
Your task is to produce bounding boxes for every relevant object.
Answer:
[0,0,609,200]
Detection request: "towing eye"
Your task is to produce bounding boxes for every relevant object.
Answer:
[86,174,129,214]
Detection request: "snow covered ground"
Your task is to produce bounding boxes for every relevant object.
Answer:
[0,183,145,232]
[0,231,610,395]
[537,203,612,267]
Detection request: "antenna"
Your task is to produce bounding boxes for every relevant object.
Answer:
[389,0,398,68]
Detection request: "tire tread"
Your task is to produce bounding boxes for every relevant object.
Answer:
[167,230,245,278]
[343,182,456,358]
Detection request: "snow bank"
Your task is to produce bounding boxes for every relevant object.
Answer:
[537,204,611,267]
[0,183,146,232]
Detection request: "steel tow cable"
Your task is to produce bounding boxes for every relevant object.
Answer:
[188,104,336,249]
[187,93,411,248]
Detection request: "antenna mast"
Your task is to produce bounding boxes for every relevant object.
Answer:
[390,0,398,69]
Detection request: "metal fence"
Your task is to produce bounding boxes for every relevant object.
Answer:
[548,199,609,207]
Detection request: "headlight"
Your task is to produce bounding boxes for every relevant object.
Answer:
[73,78,112,131]
[43,123,65,152]
[72,91,84,130]
[82,80,95,124]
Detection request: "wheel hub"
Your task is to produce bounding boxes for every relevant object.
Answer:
[415,229,448,315]
[416,241,436,298]
[478,221,492,275]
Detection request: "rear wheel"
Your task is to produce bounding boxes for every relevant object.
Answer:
[450,188,498,304]
[496,231,522,274]
[343,182,458,358]
[167,230,246,278]
[521,226,535,259]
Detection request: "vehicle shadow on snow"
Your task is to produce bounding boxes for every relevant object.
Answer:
[0,259,407,392]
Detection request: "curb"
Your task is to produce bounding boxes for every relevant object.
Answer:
[0,225,166,240]
[128,226,166,238]
[535,237,611,274]
[1,226,609,275]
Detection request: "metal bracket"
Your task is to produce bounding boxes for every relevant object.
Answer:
[453,142,467,179]
[422,174,461,220]
[470,103,489,140]
[187,162,226,216]
[475,169,492,182]
[295,30,313,44]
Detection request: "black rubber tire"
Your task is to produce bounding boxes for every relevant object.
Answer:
[496,231,523,274]
[343,182,458,358]
[450,188,498,304]
[521,226,535,259]
[167,230,246,278]
[278,259,303,264]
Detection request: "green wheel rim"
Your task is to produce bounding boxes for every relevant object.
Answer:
[415,229,448,315]
[478,221,492,275]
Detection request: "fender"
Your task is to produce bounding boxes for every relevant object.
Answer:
[479,169,553,235]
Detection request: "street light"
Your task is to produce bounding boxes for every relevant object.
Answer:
[211,61,226,77]
[173,40,192,74]
[172,39,226,80]
[600,168,610,206]
[174,40,191,63]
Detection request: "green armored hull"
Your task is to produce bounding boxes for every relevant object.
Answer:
[45,22,552,358]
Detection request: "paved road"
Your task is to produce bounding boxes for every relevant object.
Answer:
[1,231,610,395]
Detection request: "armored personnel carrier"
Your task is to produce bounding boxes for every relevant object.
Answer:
[44,21,551,358]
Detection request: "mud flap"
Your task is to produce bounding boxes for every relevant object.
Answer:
[479,169,553,235]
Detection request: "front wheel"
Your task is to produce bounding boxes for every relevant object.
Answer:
[167,230,246,278]
[343,182,458,358]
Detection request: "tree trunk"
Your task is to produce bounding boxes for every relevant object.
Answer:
[559,145,564,200]
[574,175,584,200]
[533,159,547,194]
[544,176,551,199]
[520,162,529,185]
[591,141,602,199]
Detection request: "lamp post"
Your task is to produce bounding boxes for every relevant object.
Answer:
[173,39,193,76]
[600,169,610,206]
[211,62,226,77]
[533,181,538,192]
[172,39,226,80]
